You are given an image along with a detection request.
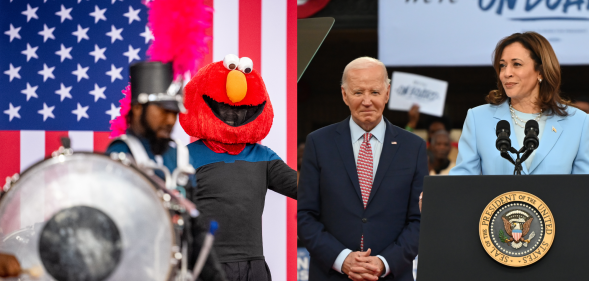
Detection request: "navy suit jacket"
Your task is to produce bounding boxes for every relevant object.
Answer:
[297,117,427,280]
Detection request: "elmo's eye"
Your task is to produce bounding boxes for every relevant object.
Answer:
[238,57,253,74]
[223,54,239,70]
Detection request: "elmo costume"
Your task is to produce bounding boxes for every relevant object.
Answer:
[180,54,297,281]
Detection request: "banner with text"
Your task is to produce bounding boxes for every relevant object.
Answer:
[388,72,448,117]
[379,0,589,66]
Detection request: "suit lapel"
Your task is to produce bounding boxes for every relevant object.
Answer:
[366,119,399,207]
[528,115,563,174]
[493,102,528,174]
[335,117,362,201]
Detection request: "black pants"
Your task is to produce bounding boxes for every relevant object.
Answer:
[221,260,272,281]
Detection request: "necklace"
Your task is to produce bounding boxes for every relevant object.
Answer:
[509,103,542,128]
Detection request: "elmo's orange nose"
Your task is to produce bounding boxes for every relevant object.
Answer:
[226,70,247,103]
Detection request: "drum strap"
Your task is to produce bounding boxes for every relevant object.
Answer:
[174,139,196,176]
[113,135,195,189]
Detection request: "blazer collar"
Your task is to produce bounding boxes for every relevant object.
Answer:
[528,114,564,174]
[492,101,565,174]
[366,118,399,207]
[492,102,523,172]
[335,117,362,201]
[335,117,400,206]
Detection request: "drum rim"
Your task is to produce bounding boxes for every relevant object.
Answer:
[0,152,177,280]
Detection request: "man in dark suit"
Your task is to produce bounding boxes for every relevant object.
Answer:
[298,57,427,281]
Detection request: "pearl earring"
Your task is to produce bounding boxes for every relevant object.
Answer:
[538,78,542,83]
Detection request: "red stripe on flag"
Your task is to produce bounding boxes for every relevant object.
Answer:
[203,0,214,66]
[93,132,112,153]
[0,131,20,181]
[286,0,297,280]
[45,131,68,158]
[239,0,262,72]
[0,131,20,234]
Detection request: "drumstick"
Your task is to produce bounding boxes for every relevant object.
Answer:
[21,265,43,279]
[191,221,218,281]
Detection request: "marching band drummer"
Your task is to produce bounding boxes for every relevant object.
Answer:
[106,61,188,181]
[106,61,227,281]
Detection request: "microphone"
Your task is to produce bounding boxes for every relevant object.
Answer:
[524,120,540,151]
[495,120,511,153]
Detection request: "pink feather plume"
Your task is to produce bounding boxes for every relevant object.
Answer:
[146,0,213,78]
[109,84,132,139]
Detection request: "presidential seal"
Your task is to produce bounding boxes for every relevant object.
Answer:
[479,191,554,267]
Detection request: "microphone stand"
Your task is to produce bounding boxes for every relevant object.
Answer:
[500,146,534,175]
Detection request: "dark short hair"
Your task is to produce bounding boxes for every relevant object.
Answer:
[486,32,570,116]
[425,115,452,132]
[430,130,450,146]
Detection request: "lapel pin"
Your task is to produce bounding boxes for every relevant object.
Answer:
[391,142,397,145]
[552,126,557,133]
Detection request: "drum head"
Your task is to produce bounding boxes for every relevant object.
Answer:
[0,154,173,281]
[39,206,122,281]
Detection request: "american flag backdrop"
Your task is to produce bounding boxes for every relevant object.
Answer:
[0,0,297,280]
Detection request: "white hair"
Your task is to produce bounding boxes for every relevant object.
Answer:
[341,56,391,88]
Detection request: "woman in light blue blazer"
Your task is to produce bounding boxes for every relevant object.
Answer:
[450,32,589,175]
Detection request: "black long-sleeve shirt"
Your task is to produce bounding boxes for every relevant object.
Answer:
[186,140,297,263]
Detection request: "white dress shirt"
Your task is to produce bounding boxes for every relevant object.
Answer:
[332,117,390,277]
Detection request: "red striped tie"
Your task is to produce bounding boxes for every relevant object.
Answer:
[357,133,373,251]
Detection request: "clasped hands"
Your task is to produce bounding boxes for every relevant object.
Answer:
[342,249,384,281]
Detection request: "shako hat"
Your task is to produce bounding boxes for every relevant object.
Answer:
[130,61,185,112]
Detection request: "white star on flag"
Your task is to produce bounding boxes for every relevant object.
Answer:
[139,26,153,44]
[38,64,56,82]
[89,44,107,63]
[106,25,123,43]
[55,83,73,101]
[38,103,55,121]
[38,24,56,42]
[89,83,107,102]
[55,44,73,62]
[4,24,21,42]
[105,103,120,120]
[4,63,21,82]
[55,5,73,23]
[105,64,123,82]
[72,64,89,82]
[72,103,89,121]
[22,4,39,22]
[72,24,90,43]
[123,45,140,63]
[21,83,39,101]
[21,43,39,62]
[123,6,141,24]
[4,103,21,121]
[89,5,107,23]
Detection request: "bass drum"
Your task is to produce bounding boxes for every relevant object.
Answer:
[0,153,175,281]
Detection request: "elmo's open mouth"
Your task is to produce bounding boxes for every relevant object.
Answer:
[203,95,266,127]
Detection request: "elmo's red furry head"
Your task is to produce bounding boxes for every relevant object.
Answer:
[179,56,274,144]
